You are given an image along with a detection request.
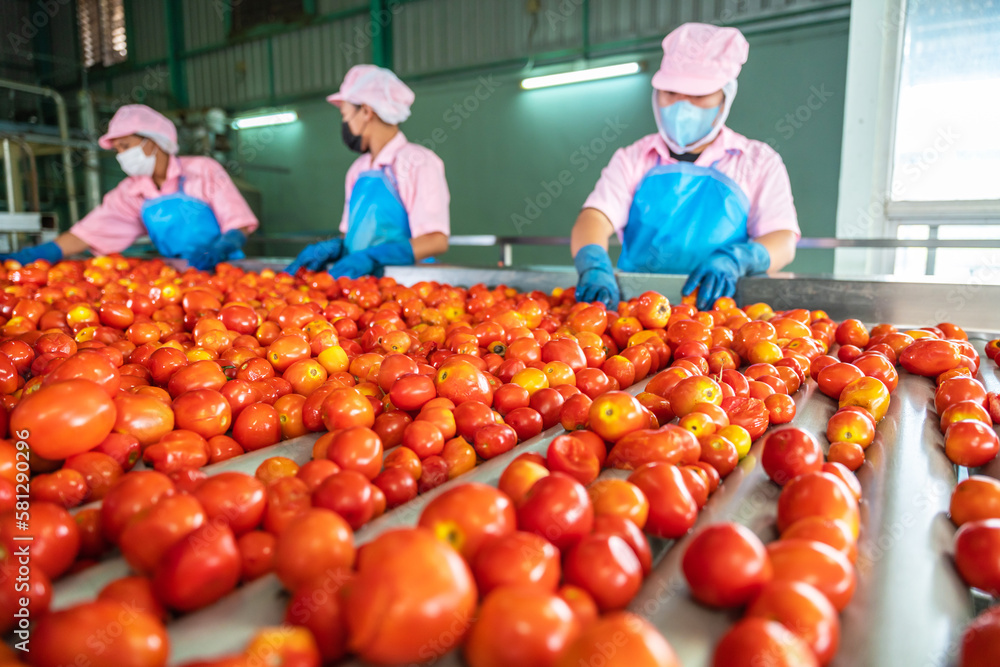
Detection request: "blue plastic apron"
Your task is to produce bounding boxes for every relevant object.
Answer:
[140,176,244,261]
[343,166,412,255]
[618,157,750,274]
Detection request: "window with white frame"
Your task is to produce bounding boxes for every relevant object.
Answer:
[78,0,127,68]
[890,0,1000,278]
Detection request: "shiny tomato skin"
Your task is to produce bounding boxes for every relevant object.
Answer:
[274,508,355,593]
[328,426,383,480]
[592,514,652,575]
[28,600,169,667]
[284,576,350,663]
[100,470,176,543]
[950,476,1000,526]
[342,528,477,665]
[762,428,824,486]
[900,338,962,377]
[0,501,79,580]
[0,559,50,634]
[118,494,207,575]
[171,389,232,439]
[263,476,312,535]
[464,587,580,667]
[556,612,680,667]
[11,379,116,460]
[112,393,175,448]
[192,472,267,536]
[712,617,819,667]
[472,531,561,596]
[766,538,857,611]
[960,608,1000,667]
[419,483,516,562]
[312,470,375,530]
[681,523,772,608]
[41,349,120,397]
[232,403,282,452]
[777,471,861,539]
[153,523,241,612]
[627,462,698,539]
[372,467,418,508]
[720,396,770,441]
[954,519,1000,596]
[516,472,594,551]
[746,580,841,665]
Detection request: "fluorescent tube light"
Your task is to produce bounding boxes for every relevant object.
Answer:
[231,111,298,130]
[521,62,642,90]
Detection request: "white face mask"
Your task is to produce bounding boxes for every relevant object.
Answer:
[116,140,157,177]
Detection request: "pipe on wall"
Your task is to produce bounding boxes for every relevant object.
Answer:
[0,78,80,223]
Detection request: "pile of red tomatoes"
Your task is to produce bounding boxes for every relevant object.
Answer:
[0,255,996,667]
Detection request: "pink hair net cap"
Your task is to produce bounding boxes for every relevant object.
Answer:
[98,104,179,154]
[651,23,749,96]
[326,64,415,125]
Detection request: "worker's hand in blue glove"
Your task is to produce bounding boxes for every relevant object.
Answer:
[574,244,620,310]
[188,230,247,271]
[683,241,771,311]
[285,238,345,275]
[0,241,64,266]
[328,241,415,279]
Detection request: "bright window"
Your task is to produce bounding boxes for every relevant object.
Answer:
[78,0,128,68]
[894,224,1000,280]
[890,1,1000,202]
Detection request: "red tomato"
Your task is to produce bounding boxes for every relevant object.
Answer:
[474,423,518,460]
[192,472,267,536]
[118,494,207,575]
[464,587,580,667]
[284,575,350,662]
[419,483,516,562]
[342,528,477,664]
[588,391,648,442]
[472,530,561,596]
[263,476,312,535]
[777,471,860,539]
[100,470,176,542]
[172,389,232,439]
[945,420,1000,468]
[28,600,169,667]
[546,434,601,485]
[98,575,167,622]
[627,462,698,539]
[762,427,824,486]
[312,470,375,530]
[232,403,282,451]
[113,392,175,448]
[41,349,120,397]
[372,467,418,508]
[720,396,770,441]
[237,530,276,582]
[0,559,50,634]
[389,374,436,411]
[10,379,116,459]
[274,508,355,592]
[94,432,142,471]
[681,522,772,608]
[766,539,857,611]
[713,617,819,667]
[30,469,88,508]
[557,612,680,667]
[951,476,1000,526]
[142,430,209,474]
[954,519,1000,596]
[322,387,375,431]
[153,522,241,612]
[63,451,123,500]
[592,514,652,575]
[960,608,1000,667]
[607,425,698,470]
[328,426,384,479]
[746,580,840,665]
[166,359,228,397]
[517,472,594,551]
[0,501,79,580]
[899,338,962,377]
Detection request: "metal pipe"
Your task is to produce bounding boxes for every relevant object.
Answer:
[2,135,40,213]
[77,90,103,213]
[2,139,14,214]
[0,78,80,223]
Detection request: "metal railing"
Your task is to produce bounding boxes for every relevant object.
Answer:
[247,233,1000,267]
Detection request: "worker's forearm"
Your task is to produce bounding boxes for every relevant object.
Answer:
[571,208,615,256]
[55,232,90,257]
[754,230,797,274]
[411,232,448,262]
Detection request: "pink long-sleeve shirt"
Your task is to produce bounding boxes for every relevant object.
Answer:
[71,155,259,255]
[339,131,450,238]
[583,126,800,241]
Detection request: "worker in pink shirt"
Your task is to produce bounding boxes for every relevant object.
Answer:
[1,104,258,270]
[286,65,450,278]
[571,23,800,310]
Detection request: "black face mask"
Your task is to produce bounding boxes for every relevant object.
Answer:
[341,120,366,154]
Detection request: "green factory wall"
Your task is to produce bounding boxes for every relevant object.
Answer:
[236,20,847,273]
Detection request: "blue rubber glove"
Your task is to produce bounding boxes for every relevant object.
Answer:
[574,244,620,310]
[683,241,771,311]
[328,240,415,279]
[187,230,247,271]
[0,241,63,265]
[285,238,345,275]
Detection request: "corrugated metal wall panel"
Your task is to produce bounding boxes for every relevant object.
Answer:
[590,0,844,45]
[131,0,168,63]
[47,5,82,87]
[106,66,172,107]
[271,16,368,97]
[317,0,368,14]
[186,41,271,108]
[183,0,227,51]
[394,0,582,77]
